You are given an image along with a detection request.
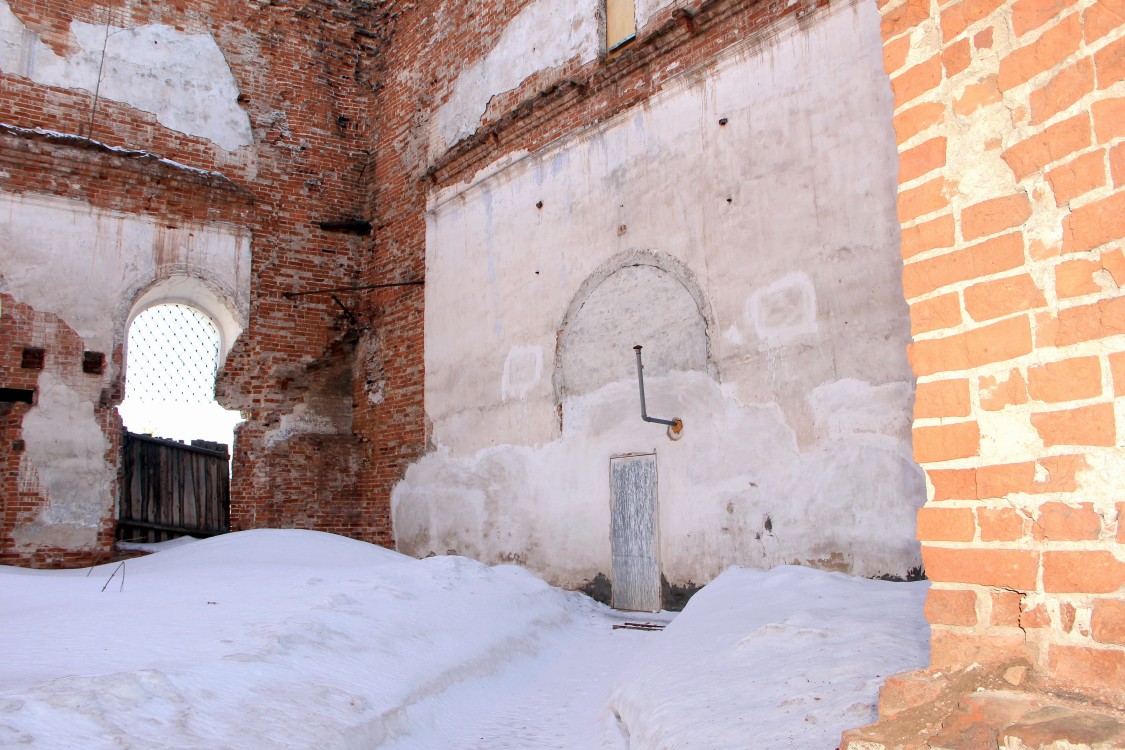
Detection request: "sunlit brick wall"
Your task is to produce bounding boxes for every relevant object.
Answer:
[879,0,1125,703]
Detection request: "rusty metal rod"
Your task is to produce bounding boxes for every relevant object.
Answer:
[282,279,424,298]
[330,295,360,326]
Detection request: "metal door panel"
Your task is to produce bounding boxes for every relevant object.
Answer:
[610,453,660,612]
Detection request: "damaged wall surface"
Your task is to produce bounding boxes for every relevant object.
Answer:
[1,0,1120,723]
[0,175,251,564]
[393,0,925,593]
[0,0,392,565]
[0,192,251,354]
[0,0,253,151]
[846,0,1125,719]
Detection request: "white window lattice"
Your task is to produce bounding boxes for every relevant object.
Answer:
[124,304,220,406]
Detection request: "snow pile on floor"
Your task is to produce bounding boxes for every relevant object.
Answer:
[608,565,929,749]
[0,530,578,749]
[1,533,930,749]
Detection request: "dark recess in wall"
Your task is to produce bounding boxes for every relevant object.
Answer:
[579,572,705,612]
[0,388,35,403]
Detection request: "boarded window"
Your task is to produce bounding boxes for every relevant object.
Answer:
[606,0,636,49]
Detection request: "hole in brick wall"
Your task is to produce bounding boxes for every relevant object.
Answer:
[0,388,35,403]
[11,439,24,452]
[21,347,45,370]
[83,351,106,374]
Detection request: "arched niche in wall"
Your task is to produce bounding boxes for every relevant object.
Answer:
[553,250,717,407]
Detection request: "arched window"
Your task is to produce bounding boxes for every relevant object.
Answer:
[117,303,241,449]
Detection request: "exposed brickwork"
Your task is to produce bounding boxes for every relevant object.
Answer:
[0,295,120,567]
[3,0,807,565]
[874,0,1125,715]
[0,0,391,564]
[3,1,1119,731]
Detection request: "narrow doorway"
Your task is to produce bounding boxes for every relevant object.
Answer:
[610,453,661,612]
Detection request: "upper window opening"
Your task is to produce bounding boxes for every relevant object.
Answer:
[117,303,242,450]
[607,0,637,50]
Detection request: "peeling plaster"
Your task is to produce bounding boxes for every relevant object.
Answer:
[428,0,681,158]
[977,408,1045,465]
[358,331,386,406]
[13,372,113,550]
[0,192,250,353]
[262,345,355,447]
[430,0,600,157]
[394,373,924,586]
[0,0,252,151]
[636,0,682,30]
[402,0,920,586]
[558,261,711,400]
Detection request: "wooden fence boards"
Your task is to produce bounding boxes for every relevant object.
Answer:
[117,432,230,543]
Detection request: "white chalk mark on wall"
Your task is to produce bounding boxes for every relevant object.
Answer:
[0,1,252,151]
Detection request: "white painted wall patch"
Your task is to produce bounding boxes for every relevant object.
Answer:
[501,345,544,401]
[431,0,599,157]
[13,372,114,550]
[746,272,818,347]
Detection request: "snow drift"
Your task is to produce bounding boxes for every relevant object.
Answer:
[609,566,929,749]
[0,530,578,749]
[0,531,929,749]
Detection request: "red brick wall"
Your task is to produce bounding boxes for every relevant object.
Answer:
[879,0,1125,703]
[0,0,391,563]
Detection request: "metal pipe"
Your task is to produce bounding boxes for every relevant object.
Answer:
[633,345,683,436]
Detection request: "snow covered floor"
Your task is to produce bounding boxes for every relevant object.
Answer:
[383,606,674,750]
[0,531,929,749]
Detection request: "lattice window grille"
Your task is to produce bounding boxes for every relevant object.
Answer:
[125,304,220,406]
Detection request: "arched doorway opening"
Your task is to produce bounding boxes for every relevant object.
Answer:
[115,282,245,544]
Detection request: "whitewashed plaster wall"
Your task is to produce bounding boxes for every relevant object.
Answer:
[0,0,252,152]
[0,191,250,550]
[395,0,924,588]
